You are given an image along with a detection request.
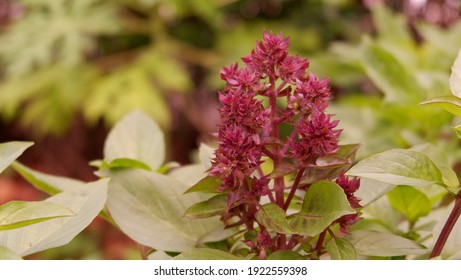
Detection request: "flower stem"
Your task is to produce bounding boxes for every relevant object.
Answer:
[283,168,305,211]
[430,191,461,259]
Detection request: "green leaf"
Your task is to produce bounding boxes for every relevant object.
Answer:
[420,95,461,117]
[360,40,422,103]
[0,179,108,256]
[326,236,357,260]
[387,185,431,223]
[107,158,152,171]
[0,201,75,231]
[0,246,22,260]
[184,176,222,194]
[289,181,355,236]
[0,0,120,77]
[267,250,305,260]
[184,194,227,219]
[106,169,225,252]
[347,230,427,257]
[0,141,33,173]
[11,161,84,195]
[355,178,395,207]
[255,203,296,234]
[147,250,172,260]
[168,164,206,186]
[450,48,461,98]
[103,110,165,171]
[346,148,443,187]
[173,248,242,260]
[451,124,461,139]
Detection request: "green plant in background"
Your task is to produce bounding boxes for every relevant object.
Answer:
[313,3,461,158]
[0,0,365,136]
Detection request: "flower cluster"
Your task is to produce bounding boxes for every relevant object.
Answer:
[209,31,360,257]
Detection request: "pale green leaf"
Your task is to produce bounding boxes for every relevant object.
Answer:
[0,201,75,231]
[360,40,422,103]
[184,176,222,194]
[267,250,305,260]
[168,164,207,186]
[0,246,22,260]
[355,178,395,207]
[104,110,165,171]
[12,161,85,195]
[326,236,357,260]
[347,230,427,257]
[346,149,443,187]
[450,48,461,98]
[107,158,152,171]
[184,194,227,219]
[147,250,172,260]
[173,248,242,260]
[0,179,108,256]
[0,142,33,174]
[387,185,431,223]
[255,203,296,234]
[420,95,461,117]
[106,169,224,252]
[289,181,355,236]
[198,143,215,170]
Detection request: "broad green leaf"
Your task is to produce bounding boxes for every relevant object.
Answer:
[173,248,242,260]
[346,149,443,187]
[104,110,165,171]
[0,246,22,260]
[147,250,172,260]
[347,230,427,257]
[0,142,33,173]
[0,179,108,256]
[184,194,227,219]
[255,203,296,234]
[11,161,84,195]
[420,95,461,117]
[450,48,461,98]
[360,40,422,103]
[326,236,357,260]
[289,181,355,236]
[361,196,402,232]
[387,185,431,223]
[107,158,151,171]
[0,201,75,231]
[168,164,207,186]
[184,176,222,194]
[267,250,305,260]
[106,169,224,252]
[355,178,395,207]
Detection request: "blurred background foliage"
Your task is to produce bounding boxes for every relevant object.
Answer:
[1,0,461,259]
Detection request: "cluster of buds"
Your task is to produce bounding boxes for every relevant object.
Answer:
[209,31,361,257]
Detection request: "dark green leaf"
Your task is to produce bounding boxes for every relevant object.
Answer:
[289,181,355,236]
[184,194,227,219]
[326,236,357,260]
[255,203,296,234]
[184,176,222,194]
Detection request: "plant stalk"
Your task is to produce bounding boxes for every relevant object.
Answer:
[430,191,461,258]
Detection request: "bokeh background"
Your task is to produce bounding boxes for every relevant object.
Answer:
[1,0,461,259]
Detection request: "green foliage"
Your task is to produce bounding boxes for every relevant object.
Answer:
[325,236,357,260]
[184,194,227,219]
[255,203,296,235]
[173,248,244,260]
[0,142,34,173]
[346,148,443,188]
[288,181,355,236]
[347,230,427,257]
[0,201,74,231]
[387,185,431,223]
